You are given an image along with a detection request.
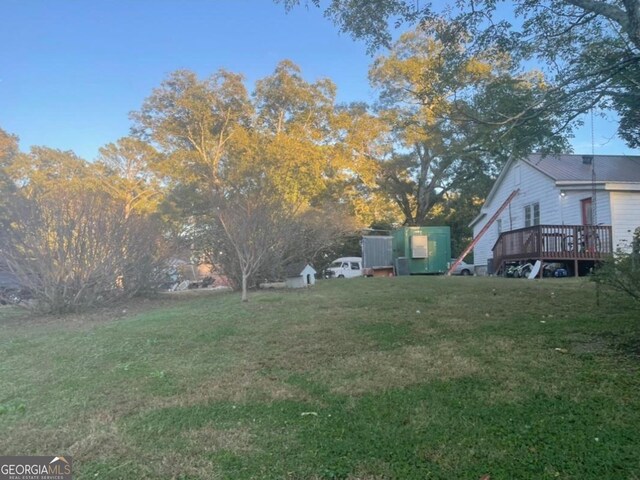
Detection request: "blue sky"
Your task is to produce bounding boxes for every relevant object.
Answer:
[1,0,637,161]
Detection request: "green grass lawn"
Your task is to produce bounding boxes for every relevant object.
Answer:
[1,277,639,479]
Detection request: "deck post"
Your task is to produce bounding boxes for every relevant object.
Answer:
[574,259,579,277]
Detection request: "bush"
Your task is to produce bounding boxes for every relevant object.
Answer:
[0,187,167,313]
[592,227,640,302]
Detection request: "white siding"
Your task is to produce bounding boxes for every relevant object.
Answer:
[559,191,611,226]
[286,276,306,289]
[473,161,559,268]
[472,161,613,269]
[610,192,640,251]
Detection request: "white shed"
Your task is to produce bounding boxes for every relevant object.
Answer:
[284,263,317,289]
[470,154,640,276]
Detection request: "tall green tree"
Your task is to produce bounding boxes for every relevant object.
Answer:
[0,128,19,166]
[131,69,254,194]
[131,63,374,295]
[327,102,401,226]
[3,146,91,198]
[280,0,640,148]
[96,137,164,219]
[0,128,19,229]
[252,60,338,206]
[370,25,568,225]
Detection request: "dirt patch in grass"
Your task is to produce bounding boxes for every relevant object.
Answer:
[154,370,315,409]
[68,411,131,461]
[1,411,135,462]
[346,460,394,479]
[181,425,255,454]
[317,341,479,395]
[148,451,220,480]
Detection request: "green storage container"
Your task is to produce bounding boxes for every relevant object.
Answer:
[392,226,451,275]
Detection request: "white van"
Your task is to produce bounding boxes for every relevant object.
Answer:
[325,257,363,279]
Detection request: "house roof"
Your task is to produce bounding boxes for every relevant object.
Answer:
[524,154,640,183]
[469,153,640,228]
[284,262,316,277]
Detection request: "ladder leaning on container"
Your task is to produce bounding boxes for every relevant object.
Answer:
[446,189,520,276]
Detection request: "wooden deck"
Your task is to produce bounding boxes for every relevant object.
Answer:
[492,224,613,275]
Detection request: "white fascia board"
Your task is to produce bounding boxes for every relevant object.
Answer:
[604,182,640,192]
[555,181,640,192]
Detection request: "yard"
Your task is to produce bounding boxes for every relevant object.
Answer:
[0,277,638,479]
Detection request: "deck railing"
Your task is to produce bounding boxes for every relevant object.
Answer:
[492,224,613,271]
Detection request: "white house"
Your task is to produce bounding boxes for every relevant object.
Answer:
[470,154,640,276]
[284,263,317,288]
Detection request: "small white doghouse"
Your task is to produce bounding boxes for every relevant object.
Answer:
[285,263,317,289]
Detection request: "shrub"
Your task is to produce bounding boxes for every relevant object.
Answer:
[592,227,640,302]
[0,187,166,313]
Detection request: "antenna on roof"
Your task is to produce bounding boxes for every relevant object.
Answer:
[591,108,597,226]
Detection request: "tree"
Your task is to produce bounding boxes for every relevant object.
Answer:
[611,62,640,148]
[213,185,298,302]
[3,146,91,196]
[0,128,19,166]
[283,203,361,272]
[0,128,19,209]
[252,60,339,206]
[96,137,164,219]
[280,0,640,147]
[131,63,395,298]
[369,25,567,225]
[327,102,401,226]
[0,137,169,313]
[131,69,253,195]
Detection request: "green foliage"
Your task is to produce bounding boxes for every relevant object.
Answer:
[0,128,19,212]
[131,61,395,228]
[0,127,19,167]
[131,69,253,192]
[370,24,567,226]
[281,0,640,148]
[593,227,640,302]
[129,63,392,295]
[611,62,640,148]
[4,146,92,196]
[96,137,164,218]
[0,133,168,314]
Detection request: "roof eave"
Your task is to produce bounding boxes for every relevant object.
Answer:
[604,182,640,191]
[469,212,486,228]
[478,157,516,210]
[555,181,640,191]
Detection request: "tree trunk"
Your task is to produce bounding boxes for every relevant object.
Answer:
[241,272,248,302]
